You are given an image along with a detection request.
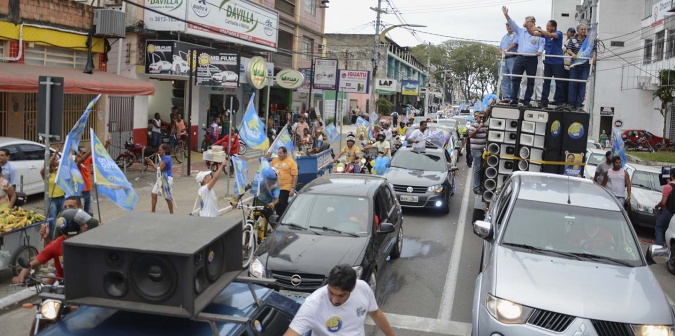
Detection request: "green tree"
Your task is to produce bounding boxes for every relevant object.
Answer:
[653,69,675,145]
[376,98,393,115]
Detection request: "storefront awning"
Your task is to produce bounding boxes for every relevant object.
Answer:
[0,63,155,96]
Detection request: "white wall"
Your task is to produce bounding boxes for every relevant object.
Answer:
[552,0,580,32]
[147,80,174,121]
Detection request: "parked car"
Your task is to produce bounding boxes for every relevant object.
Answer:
[36,281,303,336]
[583,148,607,182]
[625,163,662,228]
[250,174,403,298]
[212,70,239,83]
[0,137,57,196]
[384,144,458,214]
[622,129,671,149]
[587,140,602,150]
[472,172,674,335]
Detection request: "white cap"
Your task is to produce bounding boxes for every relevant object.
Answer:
[195,171,212,184]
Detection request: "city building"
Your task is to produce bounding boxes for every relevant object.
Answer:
[324,33,427,119]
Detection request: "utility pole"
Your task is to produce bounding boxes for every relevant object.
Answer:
[586,0,598,137]
[370,0,385,115]
[424,42,431,115]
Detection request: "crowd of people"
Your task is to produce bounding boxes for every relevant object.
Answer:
[499,6,595,111]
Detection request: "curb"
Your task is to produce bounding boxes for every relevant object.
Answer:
[626,154,672,167]
[0,288,35,310]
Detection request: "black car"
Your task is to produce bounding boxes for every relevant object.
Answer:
[249,174,404,297]
[383,145,458,214]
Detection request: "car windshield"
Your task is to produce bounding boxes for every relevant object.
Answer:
[390,150,446,171]
[586,153,605,166]
[280,194,370,235]
[501,200,642,266]
[631,170,661,192]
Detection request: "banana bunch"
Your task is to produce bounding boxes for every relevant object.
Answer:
[0,207,47,233]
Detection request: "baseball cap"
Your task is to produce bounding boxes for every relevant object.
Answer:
[195,171,212,184]
[567,27,576,33]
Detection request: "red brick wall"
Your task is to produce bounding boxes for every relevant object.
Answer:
[0,0,94,31]
[8,40,24,63]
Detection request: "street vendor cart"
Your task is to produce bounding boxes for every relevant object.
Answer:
[0,209,49,275]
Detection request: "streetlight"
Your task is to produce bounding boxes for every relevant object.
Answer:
[372,24,427,115]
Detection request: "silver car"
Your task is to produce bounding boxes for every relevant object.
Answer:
[472,172,674,336]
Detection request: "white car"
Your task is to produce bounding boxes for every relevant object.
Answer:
[587,140,603,149]
[584,148,607,181]
[148,60,171,73]
[212,70,239,83]
[625,163,661,228]
[0,137,57,196]
[172,55,189,75]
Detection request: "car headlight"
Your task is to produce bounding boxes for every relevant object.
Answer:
[636,203,654,214]
[485,294,533,324]
[249,257,266,278]
[40,300,62,320]
[633,325,675,336]
[428,185,443,193]
[353,266,363,279]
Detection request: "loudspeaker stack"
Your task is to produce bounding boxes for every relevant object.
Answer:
[484,107,522,202]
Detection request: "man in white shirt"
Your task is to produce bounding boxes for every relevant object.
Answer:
[284,264,394,336]
[195,163,225,217]
[407,121,431,150]
[365,133,391,159]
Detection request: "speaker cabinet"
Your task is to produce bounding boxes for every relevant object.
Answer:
[488,131,505,143]
[505,119,519,132]
[64,213,242,318]
[504,132,518,144]
[500,145,516,157]
[489,118,505,130]
[492,106,521,119]
[521,121,535,134]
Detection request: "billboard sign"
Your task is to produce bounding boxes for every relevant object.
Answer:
[145,40,207,77]
[401,80,420,96]
[313,59,338,90]
[143,0,187,31]
[194,50,240,87]
[375,78,397,95]
[338,70,370,94]
[185,0,279,52]
[276,69,305,89]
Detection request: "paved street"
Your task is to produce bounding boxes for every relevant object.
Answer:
[3,129,675,336]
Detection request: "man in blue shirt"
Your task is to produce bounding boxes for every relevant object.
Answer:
[0,148,18,190]
[502,6,544,107]
[527,19,565,107]
[499,23,518,103]
[146,144,174,214]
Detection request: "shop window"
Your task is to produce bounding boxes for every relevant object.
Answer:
[644,39,653,64]
[667,30,675,59]
[304,0,315,15]
[302,37,313,60]
[24,45,90,70]
[0,40,5,57]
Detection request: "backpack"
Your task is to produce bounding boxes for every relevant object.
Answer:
[667,183,675,213]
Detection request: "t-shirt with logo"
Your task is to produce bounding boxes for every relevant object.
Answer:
[288,280,378,336]
[270,157,298,191]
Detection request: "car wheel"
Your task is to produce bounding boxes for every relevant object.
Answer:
[10,245,40,276]
[368,268,377,293]
[667,242,675,275]
[390,224,403,259]
[441,191,450,214]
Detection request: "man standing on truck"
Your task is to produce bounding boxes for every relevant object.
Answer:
[502,6,543,107]
[468,111,488,195]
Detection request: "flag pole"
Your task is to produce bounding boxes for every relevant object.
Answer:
[94,182,102,224]
[267,124,289,154]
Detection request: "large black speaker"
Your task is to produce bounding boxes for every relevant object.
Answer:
[64,213,242,318]
[542,111,565,174]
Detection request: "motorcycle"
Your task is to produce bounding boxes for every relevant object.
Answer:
[624,135,656,153]
[15,257,71,335]
[114,137,158,171]
[202,127,248,155]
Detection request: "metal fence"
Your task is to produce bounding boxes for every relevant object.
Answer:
[108,96,134,160]
[22,93,100,143]
[23,93,38,142]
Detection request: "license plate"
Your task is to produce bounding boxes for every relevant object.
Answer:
[400,195,418,202]
[279,290,311,299]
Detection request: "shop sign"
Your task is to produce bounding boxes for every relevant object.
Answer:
[652,0,673,27]
[297,68,312,93]
[338,70,370,94]
[145,40,207,77]
[600,106,614,116]
[313,59,338,90]
[239,57,273,85]
[247,56,268,89]
[185,0,279,52]
[375,78,397,95]
[401,80,420,96]
[275,69,305,89]
[143,0,187,31]
[194,50,240,87]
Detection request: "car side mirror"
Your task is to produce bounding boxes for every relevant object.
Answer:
[473,220,493,240]
[646,244,670,265]
[378,222,396,234]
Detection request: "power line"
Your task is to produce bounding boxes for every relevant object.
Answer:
[408,29,499,43]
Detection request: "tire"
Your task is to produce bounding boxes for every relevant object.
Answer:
[239,141,248,155]
[390,224,403,259]
[242,226,256,269]
[441,191,450,214]
[624,140,637,150]
[115,155,134,169]
[10,245,40,276]
[667,242,675,275]
[201,140,208,153]
[210,162,220,173]
[174,146,185,164]
[656,143,665,151]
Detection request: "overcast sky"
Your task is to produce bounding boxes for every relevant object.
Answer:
[324,0,554,47]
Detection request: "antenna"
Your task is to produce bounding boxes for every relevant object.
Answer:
[567,176,571,205]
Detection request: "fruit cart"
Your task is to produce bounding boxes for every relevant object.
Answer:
[0,208,48,275]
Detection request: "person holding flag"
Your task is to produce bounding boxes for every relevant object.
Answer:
[566,23,596,111]
[231,161,281,228]
[146,144,174,214]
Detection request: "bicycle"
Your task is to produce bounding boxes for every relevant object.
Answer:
[236,202,271,269]
[173,134,188,163]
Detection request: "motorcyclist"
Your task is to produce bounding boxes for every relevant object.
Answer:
[334,134,362,168]
[12,208,91,285]
[231,165,280,230]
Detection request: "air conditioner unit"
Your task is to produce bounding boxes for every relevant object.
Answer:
[93,8,125,38]
[318,44,325,50]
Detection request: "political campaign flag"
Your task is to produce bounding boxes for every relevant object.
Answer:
[232,156,249,195]
[90,129,137,212]
[324,123,341,142]
[571,23,597,68]
[270,127,295,152]
[239,93,270,150]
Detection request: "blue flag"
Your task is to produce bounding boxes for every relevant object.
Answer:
[482,94,497,109]
[70,94,101,150]
[370,111,379,125]
[271,128,295,152]
[612,128,626,167]
[232,156,249,195]
[571,23,597,68]
[90,129,137,212]
[356,116,369,129]
[239,94,270,150]
[251,158,271,197]
[426,130,447,149]
[325,123,341,142]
